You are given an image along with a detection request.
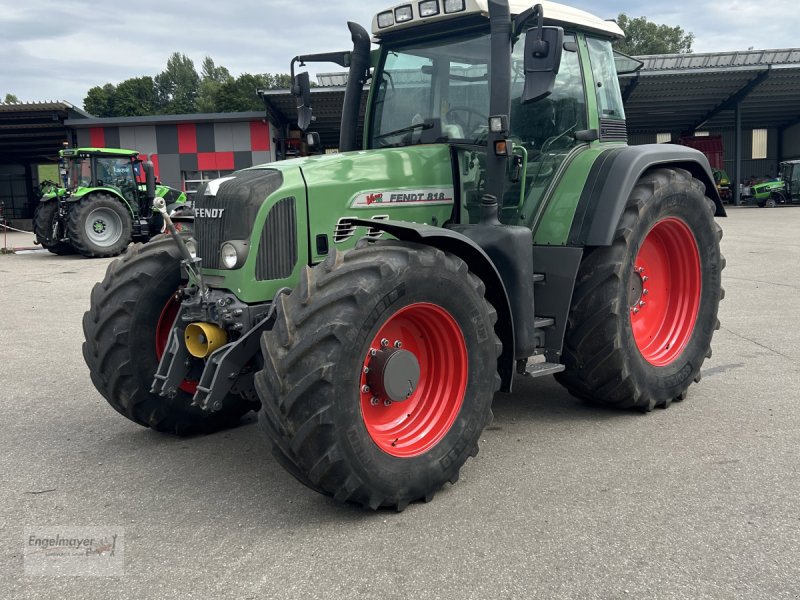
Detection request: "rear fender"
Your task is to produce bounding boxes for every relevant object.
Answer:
[66,187,136,217]
[348,219,517,392]
[568,145,726,247]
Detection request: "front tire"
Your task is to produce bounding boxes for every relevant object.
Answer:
[33,201,73,255]
[67,193,132,257]
[82,236,257,434]
[556,168,724,411]
[255,243,501,510]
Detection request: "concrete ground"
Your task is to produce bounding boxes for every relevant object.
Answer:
[1,207,798,599]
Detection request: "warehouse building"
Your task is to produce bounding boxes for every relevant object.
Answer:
[1,48,799,228]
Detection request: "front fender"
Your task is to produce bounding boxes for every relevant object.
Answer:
[348,218,516,392]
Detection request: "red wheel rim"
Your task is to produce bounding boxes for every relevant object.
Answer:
[155,293,198,394]
[360,303,468,458]
[631,218,702,367]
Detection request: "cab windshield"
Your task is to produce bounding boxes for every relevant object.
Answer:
[369,33,491,148]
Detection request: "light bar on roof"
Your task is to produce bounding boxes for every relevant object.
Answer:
[418,0,440,17]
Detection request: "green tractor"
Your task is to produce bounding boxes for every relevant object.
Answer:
[83,0,725,510]
[750,178,786,208]
[34,147,190,257]
[750,160,800,208]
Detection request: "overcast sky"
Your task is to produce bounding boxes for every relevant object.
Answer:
[2,0,798,109]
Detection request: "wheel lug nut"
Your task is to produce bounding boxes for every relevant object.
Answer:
[363,366,370,374]
[370,397,379,406]
[370,349,377,357]
[633,307,640,314]
[642,276,649,282]
[394,340,402,348]
[639,300,646,307]
[362,385,370,393]
[381,338,389,347]
[642,289,649,295]
[384,399,392,407]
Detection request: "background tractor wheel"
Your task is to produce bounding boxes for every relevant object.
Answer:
[33,201,73,255]
[82,236,258,435]
[556,168,724,411]
[766,194,779,208]
[67,193,132,258]
[255,242,501,510]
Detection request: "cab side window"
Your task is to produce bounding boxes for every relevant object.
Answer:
[586,37,626,121]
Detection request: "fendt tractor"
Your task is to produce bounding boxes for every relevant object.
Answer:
[34,147,190,257]
[83,0,725,510]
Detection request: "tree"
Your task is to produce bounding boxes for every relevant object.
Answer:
[615,14,694,55]
[214,73,268,112]
[197,56,233,113]
[113,77,157,116]
[84,83,117,117]
[154,53,200,114]
[3,93,18,104]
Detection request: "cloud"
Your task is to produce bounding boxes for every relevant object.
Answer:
[1,0,798,107]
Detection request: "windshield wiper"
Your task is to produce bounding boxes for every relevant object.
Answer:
[374,122,433,141]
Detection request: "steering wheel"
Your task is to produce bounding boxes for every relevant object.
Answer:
[446,106,488,137]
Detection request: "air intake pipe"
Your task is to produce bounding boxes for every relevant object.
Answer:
[340,22,371,152]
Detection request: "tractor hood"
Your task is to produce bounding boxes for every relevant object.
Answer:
[289,145,457,263]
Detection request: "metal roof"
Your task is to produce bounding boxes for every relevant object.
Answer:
[0,101,91,162]
[65,111,266,128]
[620,49,800,133]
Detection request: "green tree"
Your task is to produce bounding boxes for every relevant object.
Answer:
[83,83,117,117]
[197,56,233,113]
[214,73,270,112]
[113,76,157,116]
[615,14,694,55]
[154,52,200,114]
[3,93,18,104]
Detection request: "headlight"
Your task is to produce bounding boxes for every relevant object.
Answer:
[418,0,439,17]
[394,5,413,22]
[377,11,394,27]
[185,239,197,259]
[220,243,239,269]
[444,0,465,13]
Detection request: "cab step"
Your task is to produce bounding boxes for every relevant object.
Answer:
[516,358,566,378]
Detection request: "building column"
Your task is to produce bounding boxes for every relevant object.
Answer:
[734,102,742,205]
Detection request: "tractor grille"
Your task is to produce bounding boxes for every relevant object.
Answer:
[194,169,283,270]
[256,197,298,281]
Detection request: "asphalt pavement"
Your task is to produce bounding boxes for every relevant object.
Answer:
[1,207,798,599]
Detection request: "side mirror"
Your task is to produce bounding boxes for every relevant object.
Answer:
[306,132,321,149]
[292,72,313,131]
[522,25,564,104]
[143,161,156,201]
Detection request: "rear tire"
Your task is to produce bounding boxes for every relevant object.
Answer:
[255,243,501,510]
[67,193,132,258]
[82,236,257,434]
[556,168,724,411]
[33,201,73,255]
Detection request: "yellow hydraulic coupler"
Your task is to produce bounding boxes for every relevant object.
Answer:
[184,322,228,358]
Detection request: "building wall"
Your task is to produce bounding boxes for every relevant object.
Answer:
[74,119,274,190]
[782,122,800,160]
[629,127,781,182]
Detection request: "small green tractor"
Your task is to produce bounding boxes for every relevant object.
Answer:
[34,147,190,257]
[750,160,800,208]
[83,0,725,510]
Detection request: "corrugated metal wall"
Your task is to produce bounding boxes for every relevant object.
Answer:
[628,127,781,181]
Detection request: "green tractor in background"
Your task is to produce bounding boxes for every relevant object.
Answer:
[83,0,725,510]
[750,160,800,208]
[34,147,190,257]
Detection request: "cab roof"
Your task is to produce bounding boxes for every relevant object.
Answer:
[61,147,140,158]
[372,0,624,39]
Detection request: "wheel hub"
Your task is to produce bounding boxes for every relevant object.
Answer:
[365,347,420,403]
[93,220,107,234]
[628,266,649,314]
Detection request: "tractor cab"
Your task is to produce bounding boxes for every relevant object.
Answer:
[60,148,142,206]
[780,160,800,202]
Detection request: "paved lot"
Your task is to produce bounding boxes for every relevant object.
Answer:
[1,207,799,599]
